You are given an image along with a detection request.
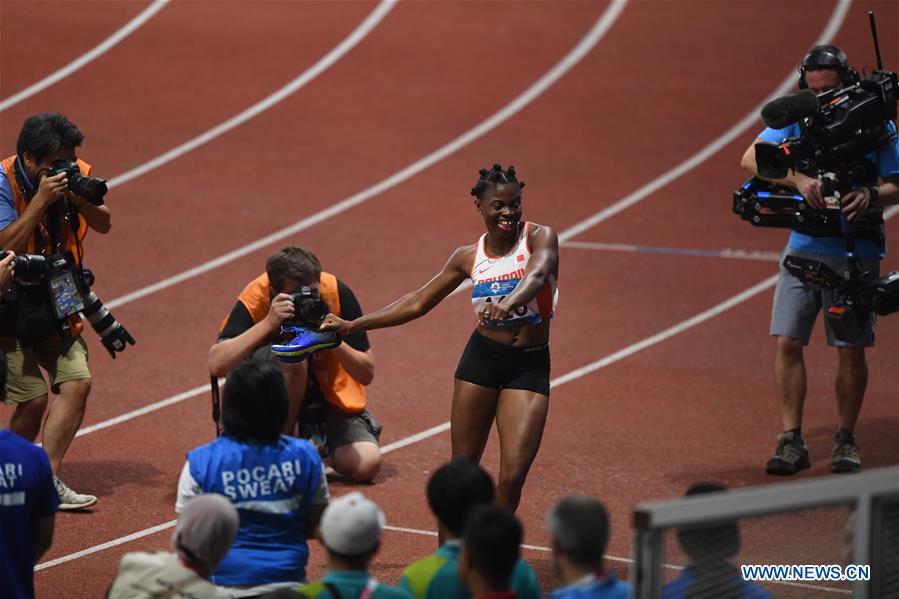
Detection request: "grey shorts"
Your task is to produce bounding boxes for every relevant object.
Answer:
[770,250,880,347]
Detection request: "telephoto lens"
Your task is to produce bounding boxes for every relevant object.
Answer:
[81,291,135,358]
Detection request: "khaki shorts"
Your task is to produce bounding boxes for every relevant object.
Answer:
[1,336,91,405]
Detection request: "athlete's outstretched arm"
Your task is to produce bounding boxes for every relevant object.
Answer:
[480,225,558,323]
[320,246,473,335]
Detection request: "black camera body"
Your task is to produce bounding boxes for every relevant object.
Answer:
[782,255,899,343]
[286,286,329,328]
[47,159,108,206]
[0,250,134,357]
[754,73,897,182]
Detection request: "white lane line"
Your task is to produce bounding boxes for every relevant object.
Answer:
[35,520,176,571]
[0,1,170,111]
[558,0,852,242]
[102,0,629,310]
[562,241,782,262]
[106,0,396,189]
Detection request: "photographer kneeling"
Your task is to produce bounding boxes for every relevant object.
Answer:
[740,45,899,475]
[209,246,382,482]
[0,113,112,509]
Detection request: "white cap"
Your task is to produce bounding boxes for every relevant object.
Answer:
[320,492,385,555]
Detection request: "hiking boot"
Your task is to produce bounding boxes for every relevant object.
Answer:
[54,477,98,510]
[765,431,810,475]
[832,431,861,474]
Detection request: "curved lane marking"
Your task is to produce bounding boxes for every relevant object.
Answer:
[0,0,170,111]
[106,0,397,188]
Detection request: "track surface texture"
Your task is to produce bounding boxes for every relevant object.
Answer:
[1,1,897,597]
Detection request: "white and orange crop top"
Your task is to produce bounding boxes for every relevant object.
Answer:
[470,222,558,327]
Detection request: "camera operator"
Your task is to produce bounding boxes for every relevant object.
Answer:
[209,246,382,482]
[0,113,111,509]
[740,45,899,476]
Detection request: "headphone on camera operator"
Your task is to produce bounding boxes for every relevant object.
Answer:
[798,44,860,90]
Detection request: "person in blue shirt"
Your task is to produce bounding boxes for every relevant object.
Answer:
[662,483,772,599]
[740,45,899,475]
[0,351,59,599]
[546,495,629,599]
[176,359,330,597]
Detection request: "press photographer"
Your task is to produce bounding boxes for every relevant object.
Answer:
[739,39,899,477]
[0,113,118,509]
[209,246,382,483]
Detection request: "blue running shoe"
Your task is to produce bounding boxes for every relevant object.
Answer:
[271,326,342,364]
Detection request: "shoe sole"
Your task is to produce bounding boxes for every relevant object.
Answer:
[58,497,98,510]
[832,461,861,474]
[765,457,811,476]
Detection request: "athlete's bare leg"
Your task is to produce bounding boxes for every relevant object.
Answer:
[450,379,500,464]
[494,388,549,512]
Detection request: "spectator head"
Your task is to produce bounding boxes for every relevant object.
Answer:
[427,457,494,538]
[320,492,385,568]
[547,494,610,577]
[172,494,239,577]
[222,360,288,444]
[459,504,522,593]
[266,246,322,293]
[676,482,740,563]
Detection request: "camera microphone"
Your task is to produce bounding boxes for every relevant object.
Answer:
[761,89,820,129]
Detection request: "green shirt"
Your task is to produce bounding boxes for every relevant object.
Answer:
[300,570,414,599]
[399,541,541,599]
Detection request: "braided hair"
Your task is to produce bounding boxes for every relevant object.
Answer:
[470,164,526,200]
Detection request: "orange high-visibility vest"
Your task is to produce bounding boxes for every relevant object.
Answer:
[223,271,367,413]
[1,155,90,337]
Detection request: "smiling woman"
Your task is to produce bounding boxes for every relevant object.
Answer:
[321,164,559,511]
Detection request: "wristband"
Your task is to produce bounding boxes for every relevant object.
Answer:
[867,186,880,208]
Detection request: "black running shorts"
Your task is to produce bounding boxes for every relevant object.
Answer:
[454,330,550,396]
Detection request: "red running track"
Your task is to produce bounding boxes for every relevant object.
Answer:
[0,1,896,597]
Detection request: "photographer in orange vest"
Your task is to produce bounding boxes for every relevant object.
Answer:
[209,246,382,482]
[0,113,112,510]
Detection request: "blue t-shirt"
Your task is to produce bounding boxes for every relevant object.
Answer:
[186,434,327,587]
[0,157,38,231]
[549,573,630,599]
[662,567,772,599]
[0,429,59,599]
[757,121,899,259]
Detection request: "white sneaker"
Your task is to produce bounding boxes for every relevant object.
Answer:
[54,477,98,510]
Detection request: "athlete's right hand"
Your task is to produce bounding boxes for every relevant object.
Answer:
[795,174,825,209]
[320,313,350,337]
[34,171,68,207]
[267,293,295,329]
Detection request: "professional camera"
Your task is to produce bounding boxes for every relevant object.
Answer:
[2,252,48,285]
[782,255,899,342]
[271,286,341,364]
[0,250,134,357]
[47,159,108,206]
[286,286,329,328]
[733,11,899,343]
